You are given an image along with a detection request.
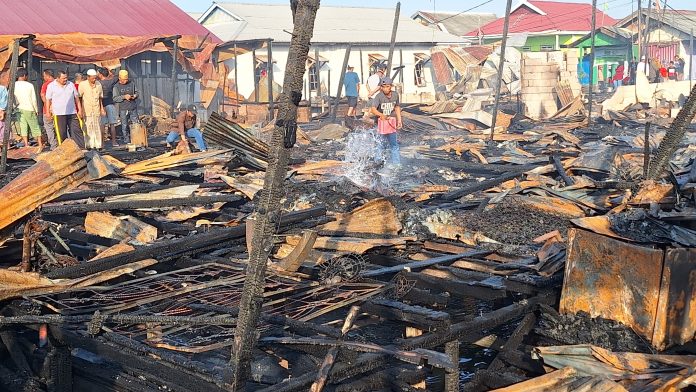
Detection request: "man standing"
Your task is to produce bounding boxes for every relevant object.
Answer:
[40,69,58,149]
[370,77,402,166]
[112,70,139,144]
[79,69,105,149]
[166,104,207,152]
[14,68,44,151]
[343,65,360,118]
[46,70,84,148]
[636,56,649,80]
[674,55,685,81]
[97,68,118,147]
[366,65,386,107]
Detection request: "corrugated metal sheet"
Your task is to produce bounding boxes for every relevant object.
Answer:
[430,51,453,85]
[205,3,467,44]
[647,43,678,63]
[0,0,220,42]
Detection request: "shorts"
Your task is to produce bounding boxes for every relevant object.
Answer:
[347,96,358,108]
[101,104,118,125]
[18,110,42,137]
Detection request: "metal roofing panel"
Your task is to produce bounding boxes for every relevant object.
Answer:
[0,0,220,42]
[207,3,467,44]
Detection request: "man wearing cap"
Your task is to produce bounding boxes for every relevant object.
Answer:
[46,70,84,148]
[79,69,105,149]
[98,68,119,147]
[343,65,360,118]
[370,76,402,165]
[166,104,207,152]
[112,69,139,144]
[14,68,44,151]
[366,65,386,107]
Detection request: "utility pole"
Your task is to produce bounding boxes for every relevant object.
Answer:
[588,0,598,127]
[489,0,513,141]
[228,0,321,390]
[385,2,400,74]
[1,39,20,174]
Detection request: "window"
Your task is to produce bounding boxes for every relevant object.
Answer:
[414,53,429,87]
[521,46,532,51]
[140,59,151,76]
[368,53,386,74]
[309,63,319,91]
[540,45,554,51]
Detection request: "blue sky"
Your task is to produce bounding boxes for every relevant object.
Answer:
[174,0,695,20]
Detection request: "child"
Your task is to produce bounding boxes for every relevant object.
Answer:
[667,61,677,81]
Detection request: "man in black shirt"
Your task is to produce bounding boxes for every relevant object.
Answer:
[98,68,118,147]
[112,69,139,144]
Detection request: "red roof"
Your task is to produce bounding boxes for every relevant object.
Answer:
[465,0,616,37]
[0,0,220,42]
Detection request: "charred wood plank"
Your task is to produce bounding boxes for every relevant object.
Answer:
[551,154,574,186]
[400,292,556,350]
[334,366,425,392]
[41,195,243,215]
[45,206,326,279]
[53,182,229,202]
[361,250,490,278]
[401,270,506,301]
[57,226,123,247]
[310,305,360,392]
[440,170,527,201]
[362,298,450,330]
[488,312,537,371]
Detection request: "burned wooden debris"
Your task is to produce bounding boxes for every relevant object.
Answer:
[1,41,696,392]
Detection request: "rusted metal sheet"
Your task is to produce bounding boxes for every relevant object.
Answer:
[652,248,696,350]
[430,51,453,85]
[560,228,664,340]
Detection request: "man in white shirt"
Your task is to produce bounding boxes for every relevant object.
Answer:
[367,64,387,103]
[636,56,649,78]
[14,68,43,151]
[46,70,83,148]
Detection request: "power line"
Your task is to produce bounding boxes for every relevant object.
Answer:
[431,0,495,24]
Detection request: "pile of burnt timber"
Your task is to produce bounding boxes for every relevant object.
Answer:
[1,84,696,392]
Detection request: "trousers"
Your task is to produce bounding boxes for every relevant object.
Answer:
[166,128,208,151]
[381,132,400,165]
[54,114,84,149]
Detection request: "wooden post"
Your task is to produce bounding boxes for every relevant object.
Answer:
[385,2,401,74]
[228,0,321,389]
[331,44,352,121]
[359,48,364,82]
[588,0,597,128]
[1,39,20,174]
[637,0,642,76]
[171,37,178,115]
[267,39,274,116]
[642,0,652,64]
[399,49,403,83]
[643,122,651,178]
[489,0,513,141]
[691,29,693,89]
[234,43,240,118]
[252,48,259,103]
[444,340,459,392]
[26,37,33,82]
[314,48,319,102]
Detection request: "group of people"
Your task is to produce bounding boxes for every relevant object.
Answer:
[343,63,403,166]
[609,55,687,88]
[0,67,141,151]
[0,67,207,153]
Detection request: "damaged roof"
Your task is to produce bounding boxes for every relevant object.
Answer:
[199,2,467,44]
[412,11,498,37]
[0,0,220,41]
[464,0,616,37]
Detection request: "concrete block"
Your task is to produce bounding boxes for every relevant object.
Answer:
[524,52,549,61]
[526,78,559,88]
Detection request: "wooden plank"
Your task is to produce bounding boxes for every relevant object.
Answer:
[84,212,158,243]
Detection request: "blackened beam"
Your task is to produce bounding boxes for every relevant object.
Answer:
[45,206,326,279]
[399,292,556,350]
[400,270,507,301]
[334,366,426,392]
[41,194,242,215]
[360,250,491,277]
[53,182,228,202]
[440,170,528,201]
[49,326,226,392]
[361,298,450,330]
[0,314,238,327]
[403,158,539,175]
[487,312,537,372]
[550,154,574,186]
[57,226,120,247]
[188,303,343,339]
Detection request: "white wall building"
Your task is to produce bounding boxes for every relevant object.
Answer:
[198,3,468,104]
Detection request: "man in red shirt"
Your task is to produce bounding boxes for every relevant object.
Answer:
[40,69,58,149]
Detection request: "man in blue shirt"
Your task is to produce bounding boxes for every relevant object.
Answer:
[343,65,360,118]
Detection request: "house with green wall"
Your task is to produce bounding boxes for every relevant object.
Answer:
[464,0,615,53]
[567,26,635,85]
